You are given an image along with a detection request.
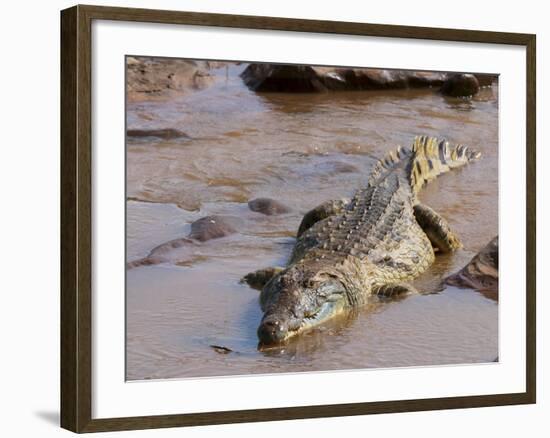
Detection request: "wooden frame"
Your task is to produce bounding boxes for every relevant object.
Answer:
[60,4,536,433]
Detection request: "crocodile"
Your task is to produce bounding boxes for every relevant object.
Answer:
[243,136,481,345]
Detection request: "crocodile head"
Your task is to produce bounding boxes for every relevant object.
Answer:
[257,265,348,346]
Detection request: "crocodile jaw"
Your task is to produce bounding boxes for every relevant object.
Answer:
[257,294,348,346]
[296,297,348,334]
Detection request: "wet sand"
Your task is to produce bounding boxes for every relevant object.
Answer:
[126,63,498,380]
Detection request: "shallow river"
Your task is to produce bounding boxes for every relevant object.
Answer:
[126,63,498,380]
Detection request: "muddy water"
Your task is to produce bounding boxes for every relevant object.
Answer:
[126,64,498,380]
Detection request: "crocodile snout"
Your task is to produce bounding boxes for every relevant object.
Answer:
[257,318,288,345]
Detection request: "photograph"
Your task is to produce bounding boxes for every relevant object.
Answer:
[125,57,499,381]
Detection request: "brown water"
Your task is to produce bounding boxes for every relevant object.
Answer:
[126,63,498,381]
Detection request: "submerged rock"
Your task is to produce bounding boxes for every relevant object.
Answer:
[126,215,243,269]
[126,254,169,270]
[210,345,233,354]
[441,74,480,97]
[188,215,243,241]
[241,64,447,92]
[248,198,292,215]
[446,236,498,298]
[126,128,190,140]
[125,237,195,269]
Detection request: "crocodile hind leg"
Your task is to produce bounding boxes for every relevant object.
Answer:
[241,267,284,290]
[413,203,462,253]
[297,198,350,237]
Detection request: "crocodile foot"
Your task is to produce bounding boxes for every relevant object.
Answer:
[414,203,462,253]
[241,267,284,290]
[375,283,418,300]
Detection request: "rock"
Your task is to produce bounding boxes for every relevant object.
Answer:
[188,215,243,241]
[126,216,242,270]
[248,198,292,215]
[446,236,498,298]
[126,129,190,140]
[210,345,233,354]
[148,237,195,255]
[126,254,168,270]
[126,237,195,269]
[126,56,215,102]
[241,64,328,92]
[441,74,480,97]
[325,68,446,90]
[240,63,448,92]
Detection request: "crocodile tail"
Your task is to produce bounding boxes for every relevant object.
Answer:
[409,135,481,194]
[367,144,414,186]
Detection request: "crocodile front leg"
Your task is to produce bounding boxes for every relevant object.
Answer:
[297,198,350,237]
[244,199,350,290]
[375,283,418,299]
[241,267,284,290]
[413,203,462,253]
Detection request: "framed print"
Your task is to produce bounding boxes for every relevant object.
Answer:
[60,4,536,433]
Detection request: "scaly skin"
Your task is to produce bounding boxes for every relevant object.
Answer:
[249,136,480,345]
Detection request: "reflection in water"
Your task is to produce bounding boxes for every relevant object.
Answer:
[126,63,498,380]
[258,307,363,359]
